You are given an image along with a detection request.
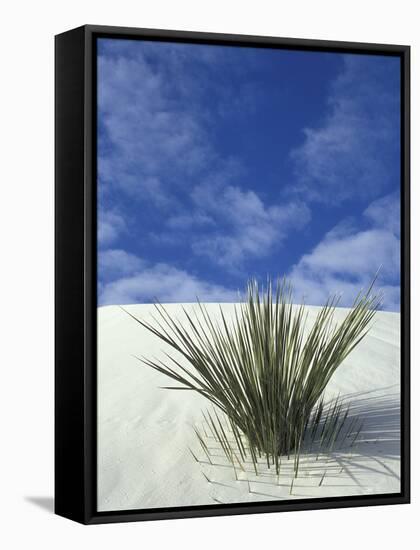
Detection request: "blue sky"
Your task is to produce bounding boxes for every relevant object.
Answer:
[97,38,401,310]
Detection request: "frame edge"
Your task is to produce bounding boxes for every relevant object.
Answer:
[55,25,89,525]
[55,24,411,525]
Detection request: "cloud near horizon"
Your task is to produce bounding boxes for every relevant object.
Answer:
[289,193,400,310]
[99,253,239,305]
[99,192,399,310]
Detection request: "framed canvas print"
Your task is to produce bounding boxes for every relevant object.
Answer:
[55,25,410,524]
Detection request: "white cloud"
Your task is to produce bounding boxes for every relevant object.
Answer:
[291,55,400,203]
[166,212,215,230]
[296,229,399,279]
[98,210,126,246]
[99,261,238,305]
[98,248,145,278]
[289,193,400,311]
[364,192,400,237]
[191,184,310,268]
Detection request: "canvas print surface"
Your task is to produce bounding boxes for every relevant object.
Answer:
[96,38,401,512]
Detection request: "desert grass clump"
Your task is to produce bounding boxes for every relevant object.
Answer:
[125,278,380,475]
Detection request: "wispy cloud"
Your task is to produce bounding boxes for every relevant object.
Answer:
[289,192,400,310]
[98,248,145,279]
[97,40,258,210]
[98,52,211,208]
[99,40,313,272]
[290,55,400,204]
[98,210,127,246]
[97,40,273,270]
[364,191,400,237]
[165,212,215,231]
[191,183,310,269]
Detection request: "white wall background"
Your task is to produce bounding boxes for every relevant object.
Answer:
[0,1,417,548]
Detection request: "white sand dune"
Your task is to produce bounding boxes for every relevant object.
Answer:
[97,303,401,512]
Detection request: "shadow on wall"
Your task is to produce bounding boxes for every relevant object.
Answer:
[25,496,54,514]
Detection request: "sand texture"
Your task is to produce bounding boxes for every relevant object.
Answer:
[97,303,401,512]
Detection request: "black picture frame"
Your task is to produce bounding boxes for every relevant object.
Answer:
[55,24,410,525]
